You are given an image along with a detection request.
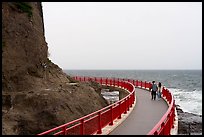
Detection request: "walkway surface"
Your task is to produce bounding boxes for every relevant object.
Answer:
[109,87,168,135]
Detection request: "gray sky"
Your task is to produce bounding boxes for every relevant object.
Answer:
[42,2,202,70]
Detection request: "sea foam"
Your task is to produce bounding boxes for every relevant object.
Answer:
[168,88,202,116]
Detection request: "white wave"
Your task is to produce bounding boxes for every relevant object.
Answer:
[167,88,202,116]
[101,91,119,96]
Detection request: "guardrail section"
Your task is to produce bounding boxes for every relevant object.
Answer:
[38,76,135,135]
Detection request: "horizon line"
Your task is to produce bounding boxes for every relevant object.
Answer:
[63,69,202,70]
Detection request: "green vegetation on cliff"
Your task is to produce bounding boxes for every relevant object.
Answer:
[14,2,32,18]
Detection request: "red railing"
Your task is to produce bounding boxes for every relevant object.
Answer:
[129,79,176,135]
[147,86,176,135]
[38,76,135,135]
[37,77,176,135]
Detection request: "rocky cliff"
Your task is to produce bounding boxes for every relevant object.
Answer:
[2,2,108,135]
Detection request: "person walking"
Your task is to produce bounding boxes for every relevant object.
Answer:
[157,82,162,100]
[150,81,158,100]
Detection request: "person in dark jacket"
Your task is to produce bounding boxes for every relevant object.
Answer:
[150,81,158,100]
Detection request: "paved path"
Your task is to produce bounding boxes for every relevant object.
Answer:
[109,88,168,135]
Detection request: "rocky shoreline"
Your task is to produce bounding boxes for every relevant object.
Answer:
[176,105,202,135]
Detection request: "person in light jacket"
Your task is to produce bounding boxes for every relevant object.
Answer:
[157,82,162,100]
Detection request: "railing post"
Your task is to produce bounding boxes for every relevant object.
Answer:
[171,108,175,128]
[166,90,170,103]
[113,78,115,86]
[95,77,96,82]
[113,78,115,87]
[136,80,138,87]
[63,126,67,135]
[130,94,133,107]
[97,112,102,134]
[109,106,113,126]
[161,122,165,135]
[145,81,146,89]
[118,102,121,119]
[127,96,130,111]
[109,78,111,85]
[80,119,84,135]
[173,100,176,122]
[100,77,102,84]
[124,98,127,114]
[132,90,135,103]
[167,114,171,135]
[123,82,126,90]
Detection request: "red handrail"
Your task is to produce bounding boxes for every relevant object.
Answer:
[127,79,175,135]
[37,77,176,135]
[38,76,135,135]
[112,78,176,135]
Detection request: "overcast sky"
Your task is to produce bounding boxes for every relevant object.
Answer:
[42,2,202,70]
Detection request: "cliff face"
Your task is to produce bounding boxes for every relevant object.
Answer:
[2,2,108,135]
[3,2,48,92]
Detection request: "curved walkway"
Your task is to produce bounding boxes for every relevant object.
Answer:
[109,87,168,135]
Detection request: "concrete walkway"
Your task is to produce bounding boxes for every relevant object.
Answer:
[109,88,168,135]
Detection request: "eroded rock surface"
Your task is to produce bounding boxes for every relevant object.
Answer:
[176,105,202,135]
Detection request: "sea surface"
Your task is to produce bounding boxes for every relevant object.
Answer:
[64,69,202,116]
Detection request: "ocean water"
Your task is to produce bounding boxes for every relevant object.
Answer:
[64,70,202,116]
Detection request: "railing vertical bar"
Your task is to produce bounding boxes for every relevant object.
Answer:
[80,119,84,135]
[63,126,66,135]
[124,98,127,114]
[109,106,113,125]
[118,102,121,119]
[97,112,102,134]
